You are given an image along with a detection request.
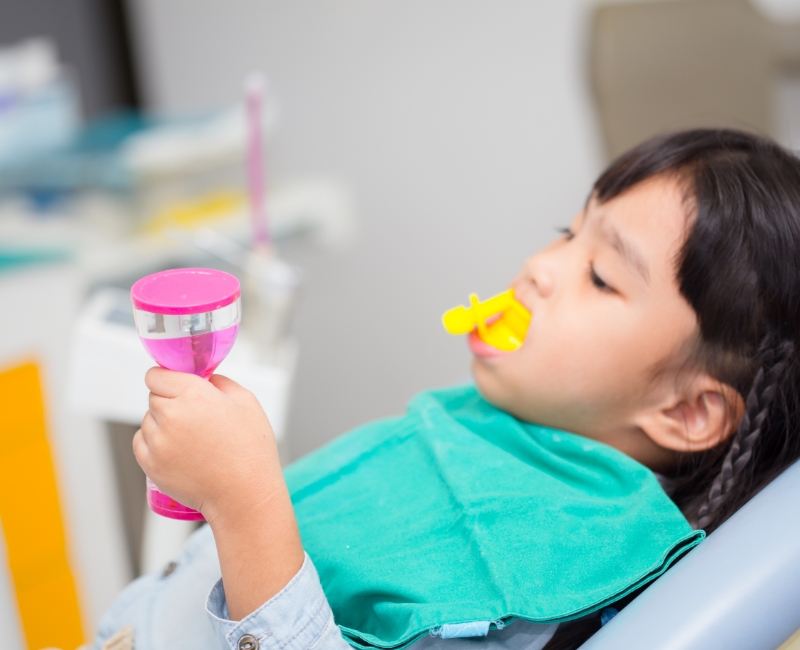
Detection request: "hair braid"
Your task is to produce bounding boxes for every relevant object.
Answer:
[696,336,795,530]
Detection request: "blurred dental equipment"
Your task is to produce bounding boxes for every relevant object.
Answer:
[61,68,324,589]
[0,38,80,169]
[0,42,356,645]
[241,72,300,362]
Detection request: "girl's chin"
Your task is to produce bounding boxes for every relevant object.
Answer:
[467,331,509,359]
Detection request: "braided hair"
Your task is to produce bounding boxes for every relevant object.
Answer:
[593,128,800,534]
[543,129,800,649]
[696,336,795,529]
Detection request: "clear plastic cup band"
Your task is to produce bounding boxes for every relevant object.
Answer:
[134,299,241,340]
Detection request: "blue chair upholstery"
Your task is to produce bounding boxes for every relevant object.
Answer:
[580,461,800,649]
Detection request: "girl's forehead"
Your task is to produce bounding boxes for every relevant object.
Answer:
[587,177,689,247]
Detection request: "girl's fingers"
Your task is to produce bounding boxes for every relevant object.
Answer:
[145,367,200,398]
[132,428,152,474]
[139,410,159,443]
[147,392,172,423]
[210,374,260,408]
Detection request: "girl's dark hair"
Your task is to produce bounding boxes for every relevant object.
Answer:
[543,128,800,650]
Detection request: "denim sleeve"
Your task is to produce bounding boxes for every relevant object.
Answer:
[206,553,351,650]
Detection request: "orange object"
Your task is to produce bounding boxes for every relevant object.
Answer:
[0,361,84,649]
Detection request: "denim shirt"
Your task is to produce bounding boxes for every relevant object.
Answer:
[92,525,557,650]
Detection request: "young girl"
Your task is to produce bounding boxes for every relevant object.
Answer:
[93,129,800,650]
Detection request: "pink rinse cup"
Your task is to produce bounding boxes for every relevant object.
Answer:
[131,268,241,520]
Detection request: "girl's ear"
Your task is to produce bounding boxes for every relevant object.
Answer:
[636,375,745,453]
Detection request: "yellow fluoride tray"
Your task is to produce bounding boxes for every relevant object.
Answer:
[442,289,531,352]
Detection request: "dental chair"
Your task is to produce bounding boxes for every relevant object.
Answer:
[579,459,800,649]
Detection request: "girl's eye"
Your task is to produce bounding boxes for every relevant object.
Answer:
[559,227,575,241]
[590,265,614,293]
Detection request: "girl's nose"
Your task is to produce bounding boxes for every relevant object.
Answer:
[527,254,556,299]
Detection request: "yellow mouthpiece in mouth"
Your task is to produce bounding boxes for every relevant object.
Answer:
[442,289,531,352]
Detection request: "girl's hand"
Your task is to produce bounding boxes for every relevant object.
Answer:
[134,367,305,620]
[133,367,282,525]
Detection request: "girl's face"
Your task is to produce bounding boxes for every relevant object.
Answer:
[472,175,701,469]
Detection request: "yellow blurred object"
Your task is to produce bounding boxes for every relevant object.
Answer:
[0,362,84,650]
[442,289,530,352]
[141,190,245,235]
[779,627,800,650]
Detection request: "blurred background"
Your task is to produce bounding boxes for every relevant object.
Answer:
[2,0,800,647]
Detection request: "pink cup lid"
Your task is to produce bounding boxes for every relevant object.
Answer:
[131,268,241,315]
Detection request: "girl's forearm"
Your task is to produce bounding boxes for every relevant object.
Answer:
[209,483,305,621]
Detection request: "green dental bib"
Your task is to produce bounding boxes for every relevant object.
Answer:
[285,386,704,650]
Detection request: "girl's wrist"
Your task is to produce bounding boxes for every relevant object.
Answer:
[208,481,305,620]
[203,473,288,530]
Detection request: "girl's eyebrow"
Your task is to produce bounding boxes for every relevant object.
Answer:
[602,223,650,284]
[583,206,650,284]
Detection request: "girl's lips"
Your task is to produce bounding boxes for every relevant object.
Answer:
[468,330,508,359]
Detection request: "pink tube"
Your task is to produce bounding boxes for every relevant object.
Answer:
[247,74,269,249]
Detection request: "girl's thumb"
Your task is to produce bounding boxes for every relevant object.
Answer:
[209,374,253,404]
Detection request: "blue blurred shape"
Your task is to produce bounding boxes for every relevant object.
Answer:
[0,248,71,275]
